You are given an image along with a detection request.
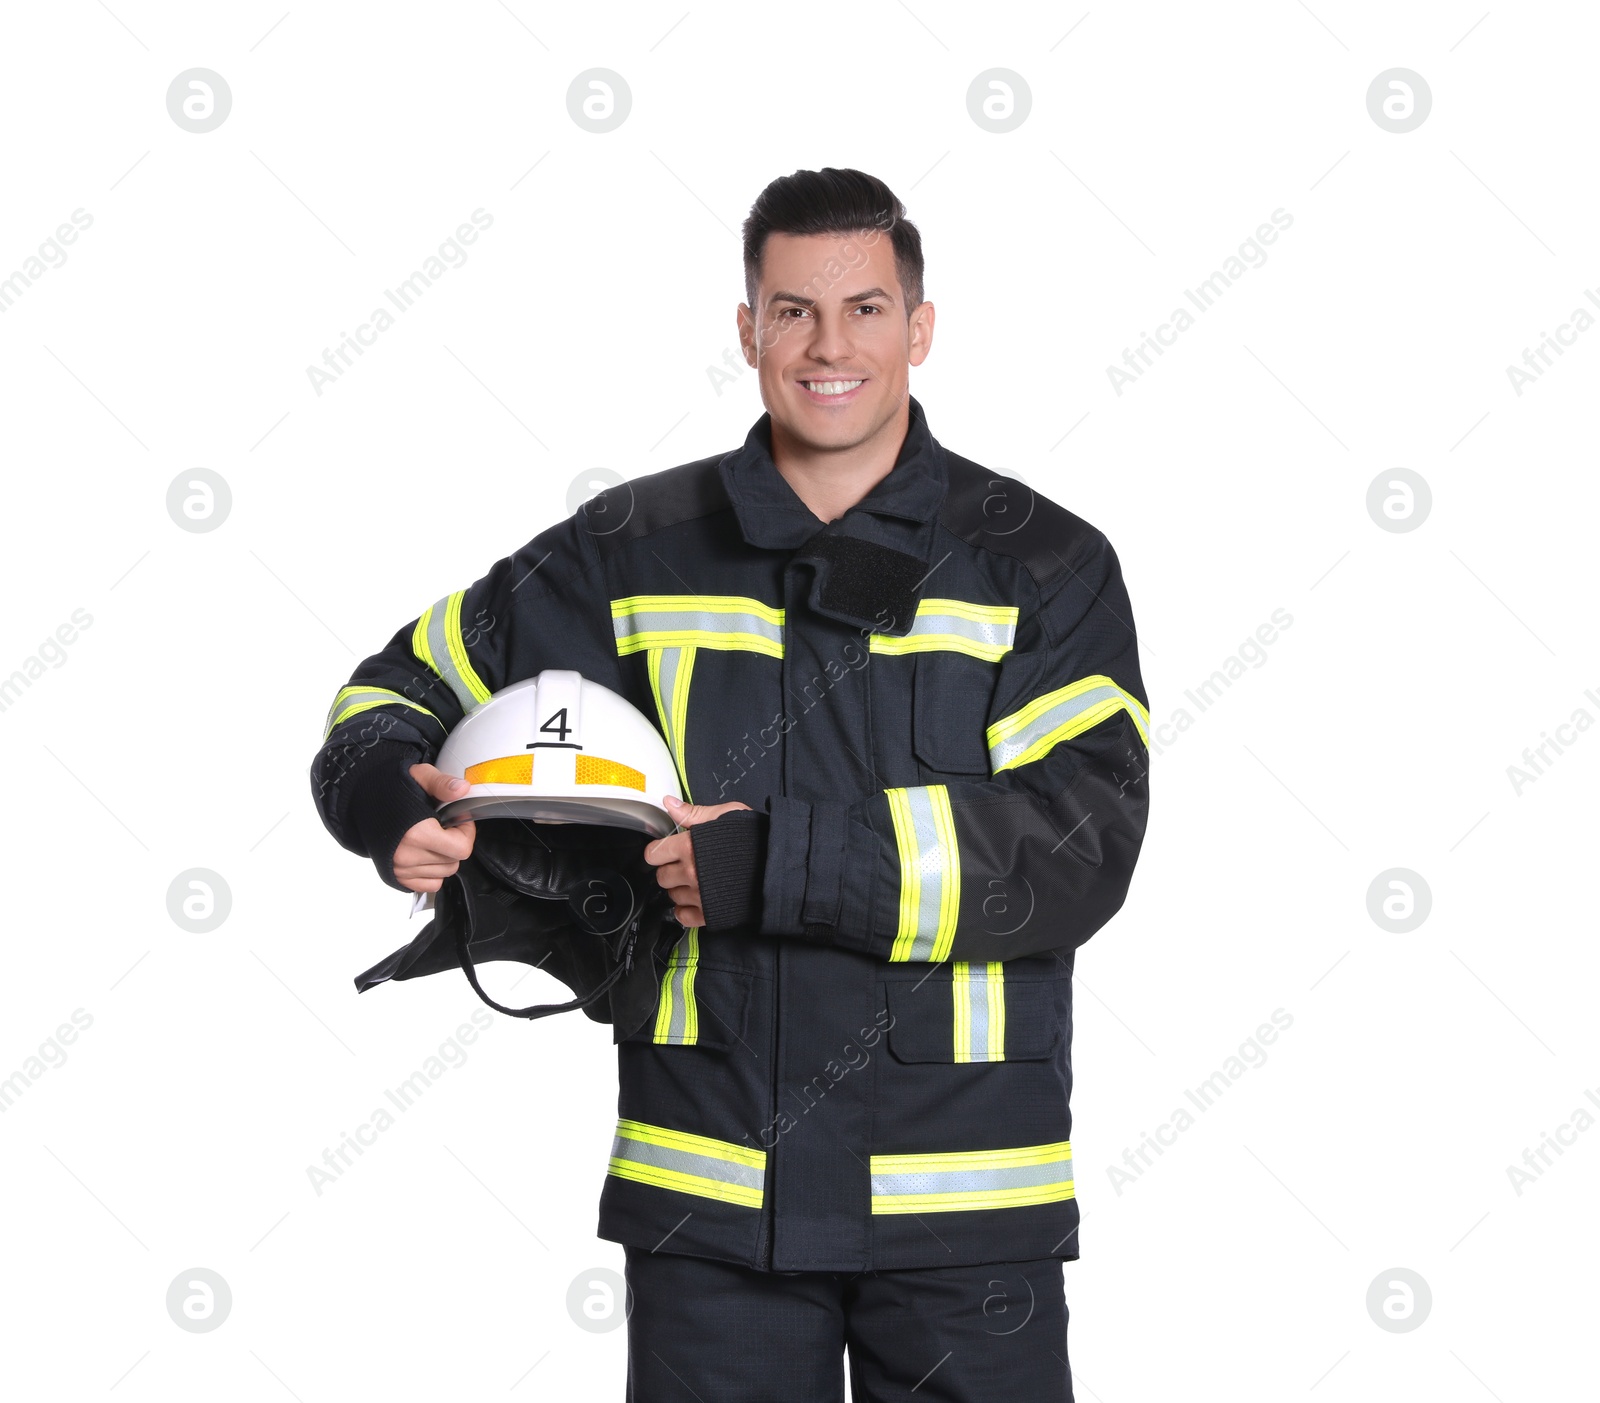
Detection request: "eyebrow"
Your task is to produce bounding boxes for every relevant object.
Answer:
[767,286,896,308]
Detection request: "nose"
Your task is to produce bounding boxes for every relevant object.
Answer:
[806,306,854,367]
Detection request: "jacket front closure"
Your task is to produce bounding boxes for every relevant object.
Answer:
[724,409,950,1270]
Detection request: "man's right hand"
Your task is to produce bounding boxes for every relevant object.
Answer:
[393,763,477,892]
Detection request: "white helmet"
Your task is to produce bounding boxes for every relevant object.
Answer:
[434,670,681,837]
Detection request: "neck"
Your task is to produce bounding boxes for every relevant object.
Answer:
[770,397,912,524]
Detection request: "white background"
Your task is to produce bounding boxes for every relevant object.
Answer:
[2,1,1596,1398]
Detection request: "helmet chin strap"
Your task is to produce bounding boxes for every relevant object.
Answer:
[448,867,644,1019]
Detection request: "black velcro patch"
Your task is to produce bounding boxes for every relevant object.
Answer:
[798,533,925,634]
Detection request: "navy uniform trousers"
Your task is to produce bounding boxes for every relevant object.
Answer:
[624,1247,1072,1402]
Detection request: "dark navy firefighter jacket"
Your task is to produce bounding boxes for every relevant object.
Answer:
[310,396,1150,1272]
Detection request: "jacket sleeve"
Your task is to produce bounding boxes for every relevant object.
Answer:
[308,512,620,890]
[747,528,1148,962]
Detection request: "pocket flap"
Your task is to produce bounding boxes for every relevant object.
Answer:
[886,977,1059,1062]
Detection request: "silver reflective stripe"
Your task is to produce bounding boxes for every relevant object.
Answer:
[612,595,784,657]
[609,1136,763,1194]
[322,685,442,741]
[952,962,1005,1062]
[412,591,491,714]
[988,675,1150,773]
[615,608,783,649]
[873,1158,1069,1196]
[870,1142,1075,1214]
[870,599,1018,661]
[886,786,961,963]
[653,929,700,1044]
[647,645,696,801]
[608,1119,766,1209]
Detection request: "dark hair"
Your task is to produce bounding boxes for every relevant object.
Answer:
[741,167,924,312]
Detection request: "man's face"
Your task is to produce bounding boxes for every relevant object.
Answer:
[737,230,934,454]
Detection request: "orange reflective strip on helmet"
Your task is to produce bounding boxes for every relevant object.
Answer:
[575,755,646,791]
[463,754,533,786]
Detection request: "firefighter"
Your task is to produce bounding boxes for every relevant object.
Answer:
[311,167,1148,1402]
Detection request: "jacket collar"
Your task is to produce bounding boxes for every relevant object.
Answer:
[718,394,948,553]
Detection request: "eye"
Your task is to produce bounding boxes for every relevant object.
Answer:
[854,304,883,315]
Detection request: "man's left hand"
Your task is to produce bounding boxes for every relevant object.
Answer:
[644,795,752,927]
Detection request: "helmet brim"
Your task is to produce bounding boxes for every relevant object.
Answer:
[437,793,673,838]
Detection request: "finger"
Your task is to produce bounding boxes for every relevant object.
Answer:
[401,876,445,893]
[407,847,467,872]
[396,859,462,878]
[438,830,476,861]
[410,762,471,805]
[416,823,474,862]
[652,863,696,893]
[644,833,690,867]
[675,904,704,927]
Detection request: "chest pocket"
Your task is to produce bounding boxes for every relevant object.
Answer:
[913,651,1000,775]
[884,971,1059,1063]
[875,597,1014,777]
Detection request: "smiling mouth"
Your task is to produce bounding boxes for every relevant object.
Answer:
[799,378,865,397]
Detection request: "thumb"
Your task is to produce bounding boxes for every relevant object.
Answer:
[664,794,712,828]
[411,762,470,804]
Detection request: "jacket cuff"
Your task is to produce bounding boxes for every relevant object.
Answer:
[689,809,770,931]
[759,795,809,934]
[342,743,439,891]
[758,796,855,941]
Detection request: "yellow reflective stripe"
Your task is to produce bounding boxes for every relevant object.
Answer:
[619,630,783,657]
[647,645,697,802]
[869,598,1019,663]
[887,789,921,963]
[988,964,1006,1061]
[952,963,966,1060]
[606,1160,764,1208]
[652,928,700,1044]
[411,609,438,673]
[612,595,784,658]
[872,1182,1077,1214]
[952,962,1006,1062]
[613,1119,767,1169]
[927,788,960,964]
[870,1140,1074,1214]
[322,685,441,741]
[920,599,1018,624]
[612,594,785,624]
[886,786,961,963]
[873,1141,1072,1174]
[869,634,1011,662]
[987,674,1150,772]
[608,1118,766,1209]
[411,590,491,711]
[444,592,490,705]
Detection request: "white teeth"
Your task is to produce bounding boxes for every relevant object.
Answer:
[804,379,863,396]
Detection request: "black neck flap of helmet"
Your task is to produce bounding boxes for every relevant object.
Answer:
[448,863,631,1019]
[451,819,668,1021]
[350,817,679,1034]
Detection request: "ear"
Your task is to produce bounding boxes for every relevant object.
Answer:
[736,303,759,368]
[908,300,935,367]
